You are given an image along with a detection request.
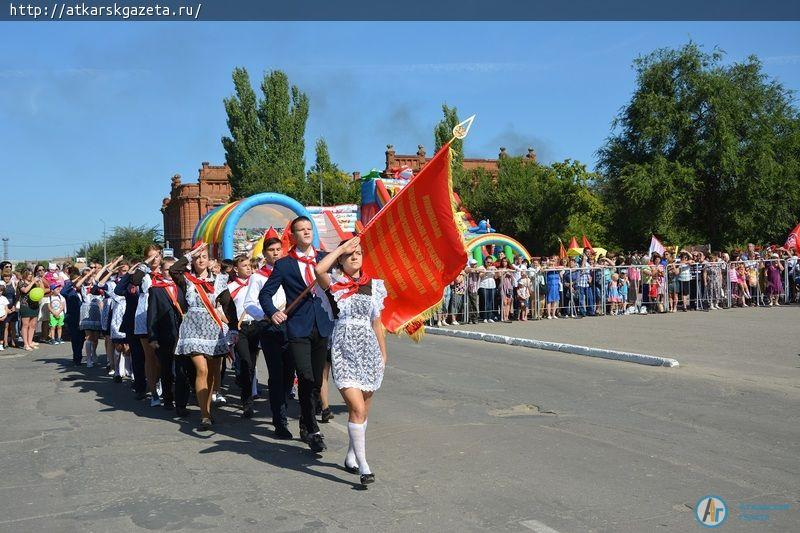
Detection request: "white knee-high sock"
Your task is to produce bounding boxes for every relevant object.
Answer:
[346,418,368,469]
[83,341,91,362]
[347,421,370,475]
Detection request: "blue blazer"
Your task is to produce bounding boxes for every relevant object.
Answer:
[259,253,334,339]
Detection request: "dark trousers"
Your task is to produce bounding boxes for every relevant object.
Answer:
[154,335,178,403]
[235,321,263,405]
[66,319,85,365]
[261,323,292,427]
[128,335,146,394]
[289,327,328,434]
[579,286,595,316]
[467,292,479,322]
[174,356,195,409]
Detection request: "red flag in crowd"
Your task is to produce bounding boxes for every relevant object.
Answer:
[280,227,294,256]
[263,226,280,241]
[558,239,567,260]
[568,236,579,251]
[785,222,800,251]
[360,142,468,335]
[582,235,594,253]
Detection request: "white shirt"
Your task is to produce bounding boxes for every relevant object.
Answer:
[243,268,286,321]
[294,247,317,286]
[478,267,497,289]
[227,277,252,322]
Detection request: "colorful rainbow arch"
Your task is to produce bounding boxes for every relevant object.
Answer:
[466,234,531,266]
[192,193,318,259]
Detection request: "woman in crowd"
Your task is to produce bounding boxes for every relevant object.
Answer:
[17,268,46,351]
[314,237,388,487]
[544,256,561,319]
[705,252,724,310]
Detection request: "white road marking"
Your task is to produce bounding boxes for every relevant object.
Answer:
[520,519,562,533]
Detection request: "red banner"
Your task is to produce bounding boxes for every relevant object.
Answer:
[785,222,800,251]
[360,142,467,333]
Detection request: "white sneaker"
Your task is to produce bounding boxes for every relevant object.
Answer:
[0,345,4,351]
[215,393,227,406]
[482,319,488,323]
[451,321,460,326]
[107,368,115,376]
[488,319,495,323]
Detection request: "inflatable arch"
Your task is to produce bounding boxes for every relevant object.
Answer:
[466,234,532,266]
[192,193,319,259]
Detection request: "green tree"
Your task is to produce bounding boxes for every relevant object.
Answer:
[597,42,800,249]
[222,68,309,199]
[300,138,360,206]
[457,158,609,255]
[434,104,464,173]
[76,225,162,263]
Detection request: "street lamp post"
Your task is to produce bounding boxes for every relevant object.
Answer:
[100,219,107,264]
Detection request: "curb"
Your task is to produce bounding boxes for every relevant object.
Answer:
[425,327,680,368]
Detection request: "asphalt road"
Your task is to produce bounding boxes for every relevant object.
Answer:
[0,307,797,532]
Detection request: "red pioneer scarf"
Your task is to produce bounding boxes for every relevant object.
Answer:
[256,263,273,278]
[330,273,372,300]
[228,277,249,299]
[185,272,223,329]
[289,247,317,286]
[151,277,183,317]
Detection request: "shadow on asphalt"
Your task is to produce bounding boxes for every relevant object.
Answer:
[35,355,363,489]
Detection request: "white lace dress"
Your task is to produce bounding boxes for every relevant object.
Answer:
[329,277,387,391]
[174,274,231,357]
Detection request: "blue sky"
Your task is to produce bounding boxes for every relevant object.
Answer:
[1,22,799,259]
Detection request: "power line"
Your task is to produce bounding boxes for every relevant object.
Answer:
[9,242,88,248]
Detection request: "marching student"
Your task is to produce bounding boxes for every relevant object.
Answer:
[243,237,292,437]
[227,254,261,418]
[314,237,388,487]
[147,256,190,413]
[259,217,334,452]
[170,242,238,431]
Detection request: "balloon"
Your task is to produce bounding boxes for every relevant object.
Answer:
[29,287,44,302]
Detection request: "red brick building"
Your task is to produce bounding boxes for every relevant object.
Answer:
[161,146,533,255]
[161,162,232,255]
[379,144,536,178]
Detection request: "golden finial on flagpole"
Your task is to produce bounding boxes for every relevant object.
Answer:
[449,114,475,144]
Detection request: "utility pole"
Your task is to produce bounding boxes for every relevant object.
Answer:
[1,237,7,261]
[100,218,107,264]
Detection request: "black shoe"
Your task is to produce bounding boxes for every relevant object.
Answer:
[345,463,359,474]
[360,473,375,486]
[113,375,122,383]
[315,404,322,416]
[134,391,147,401]
[242,403,254,419]
[198,418,213,431]
[163,400,174,410]
[176,406,190,418]
[274,426,293,440]
[320,407,334,423]
[307,433,327,453]
[299,427,309,443]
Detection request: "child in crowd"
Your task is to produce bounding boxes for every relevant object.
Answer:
[516,273,530,320]
[47,284,65,344]
[607,273,621,315]
[618,271,629,314]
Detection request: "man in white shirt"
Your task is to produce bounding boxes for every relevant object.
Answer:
[242,237,292,438]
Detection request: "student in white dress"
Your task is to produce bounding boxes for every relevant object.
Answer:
[314,237,387,487]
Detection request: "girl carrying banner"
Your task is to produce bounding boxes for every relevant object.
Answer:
[315,236,388,488]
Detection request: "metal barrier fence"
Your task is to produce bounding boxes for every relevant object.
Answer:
[432,259,797,325]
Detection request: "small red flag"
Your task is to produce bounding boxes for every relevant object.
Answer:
[568,236,579,251]
[785,222,800,251]
[582,235,594,253]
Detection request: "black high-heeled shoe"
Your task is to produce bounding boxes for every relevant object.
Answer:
[360,473,375,486]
